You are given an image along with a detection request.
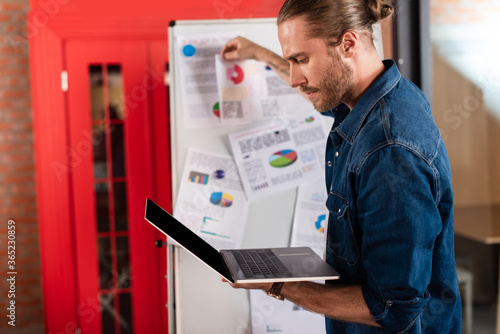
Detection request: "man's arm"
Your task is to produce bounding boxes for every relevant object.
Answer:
[226,280,379,327]
[221,36,308,98]
[221,36,290,81]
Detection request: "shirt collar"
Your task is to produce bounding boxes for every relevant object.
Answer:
[332,60,401,144]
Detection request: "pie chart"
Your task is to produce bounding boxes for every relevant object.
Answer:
[226,64,244,84]
[315,214,326,233]
[268,149,298,168]
[210,192,234,208]
[212,102,220,118]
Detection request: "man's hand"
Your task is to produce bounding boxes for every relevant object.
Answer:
[221,277,273,292]
[220,36,310,106]
[220,36,267,61]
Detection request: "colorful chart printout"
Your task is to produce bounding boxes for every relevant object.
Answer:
[228,112,328,200]
[173,148,248,250]
[215,55,316,125]
[176,33,239,128]
[290,179,329,258]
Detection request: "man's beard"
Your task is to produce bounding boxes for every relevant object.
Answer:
[301,51,354,112]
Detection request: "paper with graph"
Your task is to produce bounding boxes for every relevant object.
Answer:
[173,148,248,249]
[228,112,327,200]
[215,55,315,125]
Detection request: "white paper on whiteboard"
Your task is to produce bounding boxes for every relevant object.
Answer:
[228,111,328,200]
[173,147,249,250]
[290,178,329,259]
[175,33,241,129]
[249,289,326,334]
[215,55,314,126]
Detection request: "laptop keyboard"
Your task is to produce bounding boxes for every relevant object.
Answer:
[232,249,292,278]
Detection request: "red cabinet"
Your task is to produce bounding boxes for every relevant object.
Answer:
[66,40,170,334]
[29,1,283,333]
[31,27,171,334]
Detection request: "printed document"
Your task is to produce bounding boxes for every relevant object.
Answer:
[228,112,327,200]
[176,34,238,128]
[173,148,248,249]
[215,55,315,125]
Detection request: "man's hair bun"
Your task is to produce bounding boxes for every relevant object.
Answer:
[366,0,393,23]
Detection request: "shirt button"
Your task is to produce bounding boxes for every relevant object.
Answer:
[327,161,332,167]
[387,300,393,307]
[335,151,339,157]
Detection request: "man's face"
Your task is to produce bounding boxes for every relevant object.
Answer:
[278,17,354,112]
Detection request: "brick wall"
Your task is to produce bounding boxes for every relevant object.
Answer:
[431,0,500,25]
[0,0,44,331]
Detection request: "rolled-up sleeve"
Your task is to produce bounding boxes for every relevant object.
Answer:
[355,144,441,332]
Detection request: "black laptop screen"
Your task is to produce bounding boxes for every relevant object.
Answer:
[145,198,231,281]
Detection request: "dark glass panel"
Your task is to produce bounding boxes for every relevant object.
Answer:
[92,124,108,179]
[113,182,128,231]
[107,64,125,120]
[98,237,113,290]
[116,236,131,289]
[89,65,104,120]
[111,123,126,178]
[118,293,133,334]
[95,182,110,233]
[100,293,116,334]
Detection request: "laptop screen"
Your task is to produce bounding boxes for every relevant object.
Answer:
[145,199,231,280]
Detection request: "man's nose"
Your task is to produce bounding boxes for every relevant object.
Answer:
[289,64,307,88]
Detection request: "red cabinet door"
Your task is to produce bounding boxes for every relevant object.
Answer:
[64,40,169,334]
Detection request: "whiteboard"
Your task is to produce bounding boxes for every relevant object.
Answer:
[168,18,300,334]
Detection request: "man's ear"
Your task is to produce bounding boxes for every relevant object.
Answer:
[339,30,359,59]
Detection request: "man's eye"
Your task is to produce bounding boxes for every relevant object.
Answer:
[297,58,308,64]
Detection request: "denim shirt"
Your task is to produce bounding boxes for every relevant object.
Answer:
[323,60,462,333]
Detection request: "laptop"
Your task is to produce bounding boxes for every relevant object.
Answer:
[145,198,340,284]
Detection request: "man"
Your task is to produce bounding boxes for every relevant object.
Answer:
[221,0,462,333]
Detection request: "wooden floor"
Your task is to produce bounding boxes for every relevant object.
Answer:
[473,303,496,334]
